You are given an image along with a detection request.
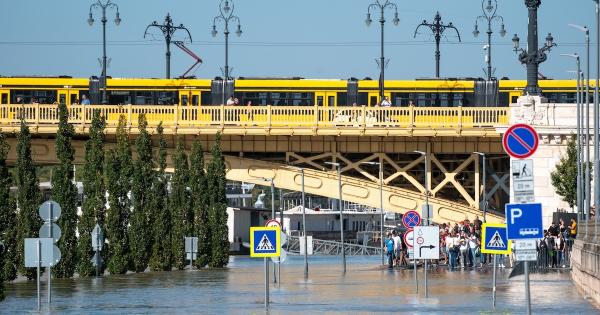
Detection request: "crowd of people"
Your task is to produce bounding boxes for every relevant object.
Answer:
[385,216,577,271]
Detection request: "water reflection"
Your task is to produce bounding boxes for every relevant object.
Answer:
[2,256,596,314]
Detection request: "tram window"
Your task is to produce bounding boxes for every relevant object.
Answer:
[370,96,377,106]
[70,94,78,105]
[317,96,324,106]
[2,93,8,104]
[201,92,212,106]
[337,92,347,106]
[290,92,314,106]
[439,93,449,107]
[191,95,199,106]
[271,92,289,106]
[358,93,368,106]
[328,96,335,107]
[499,93,509,106]
[157,91,178,105]
[181,95,188,106]
[59,94,66,104]
[241,92,268,106]
[109,90,132,105]
[511,96,519,104]
[391,93,410,106]
[12,90,56,104]
[452,93,464,107]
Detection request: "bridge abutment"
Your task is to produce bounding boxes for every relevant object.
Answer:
[571,222,600,307]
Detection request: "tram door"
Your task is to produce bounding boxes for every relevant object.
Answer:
[315,92,337,122]
[180,89,200,121]
[0,90,8,105]
[56,89,80,105]
[367,92,391,106]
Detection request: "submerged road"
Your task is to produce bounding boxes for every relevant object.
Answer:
[2,256,596,314]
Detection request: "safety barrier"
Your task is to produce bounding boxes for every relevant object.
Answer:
[0,104,509,133]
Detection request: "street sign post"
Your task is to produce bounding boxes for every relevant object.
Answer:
[38,201,61,222]
[185,236,199,269]
[512,159,535,204]
[502,124,539,159]
[250,226,281,308]
[505,203,543,240]
[91,224,104,277]
[481,223,511,309]
[402,210,421,229]
[36,200,61,306]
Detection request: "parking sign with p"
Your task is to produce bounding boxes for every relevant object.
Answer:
[505,203,543,240]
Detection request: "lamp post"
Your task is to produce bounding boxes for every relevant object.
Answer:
[88,0,121,105]
[325,162,346,273]
[473,0,506,81]
[563,55,583,229]
[511,1,556,96]
[474,152,487,222]
[594,0,600,238]
[212,0,242,105]
[362,161,385,266]
[366,0,400,103]
[414,151,430,297]
[144,14,192,79]
[569,24,590,236]
[414,12,461,78]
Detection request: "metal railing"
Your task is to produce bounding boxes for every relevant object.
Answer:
[287,235,383,256]
[0,104,510,132]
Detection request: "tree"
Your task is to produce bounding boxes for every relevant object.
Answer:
[206,134,229,268]
[129,114,153,272]
[551,136,589,209]
[105,115,132,275]
[149,123,172,271]
[171,138,191,270]
[77,110,105,277]
[189,138,210,268]
[51,103,78,278]
[15,121,42,280]
[0,132,14,300]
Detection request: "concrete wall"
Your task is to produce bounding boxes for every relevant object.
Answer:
[571,222,600,308]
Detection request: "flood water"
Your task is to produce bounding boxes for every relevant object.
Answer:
[1,256,597,314]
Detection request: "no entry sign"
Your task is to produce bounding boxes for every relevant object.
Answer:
[502,124,539,159]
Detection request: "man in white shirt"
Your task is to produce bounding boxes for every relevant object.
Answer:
[445,231,459,270]
[380,97,392,107]
[392,230,401,266]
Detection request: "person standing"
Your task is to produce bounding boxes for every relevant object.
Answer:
[392,230,401,267]
[81,94,91,105]
[386,233,395,269]
[445,231,459,270]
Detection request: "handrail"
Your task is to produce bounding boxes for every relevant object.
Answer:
[0,104,510,132]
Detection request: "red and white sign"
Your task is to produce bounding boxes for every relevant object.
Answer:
[502,124,539,159]
[265,219,281,228]
[403,229,414,248]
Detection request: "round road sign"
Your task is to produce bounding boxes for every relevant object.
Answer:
[502,124,539,159]
[403,229,414,248]
[39,223,62,243]
[265,219,281,228]
[38,201,61,222]
[402,210,421,229]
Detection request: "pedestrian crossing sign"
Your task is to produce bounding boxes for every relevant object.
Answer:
[250,227,281,258]
[481,223,512,255]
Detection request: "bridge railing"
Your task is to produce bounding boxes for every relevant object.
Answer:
[0,104,509,130]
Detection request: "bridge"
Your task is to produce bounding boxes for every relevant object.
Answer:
[1,104,510,223]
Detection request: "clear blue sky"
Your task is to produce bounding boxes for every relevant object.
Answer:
[0,0,596,80]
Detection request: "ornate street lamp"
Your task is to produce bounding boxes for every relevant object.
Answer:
[414,12,461,78]
[88,0,121,105]
[212,0,242,82]
[473,0,506,81]
[144,14,192,79]
[512,0,556,96]
[366,0,400,104]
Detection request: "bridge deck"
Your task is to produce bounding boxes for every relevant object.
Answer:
[0,104,508,137]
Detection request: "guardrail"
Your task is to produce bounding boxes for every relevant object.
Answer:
[287,235,383,256]
[0,104,509,132]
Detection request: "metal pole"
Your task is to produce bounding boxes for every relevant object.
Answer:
[492,253,497,309]
[101,7,108,105]
[487,27,492,82]
[48,204,53,304]
[279,188,283,284]
[435,33,440,78]
[586,31,591,238]
[166,36,171,79]
[338,165,346,273]
[424,153,429,298]
[524,261,531,315]
[595,0,600,239]
[264,257,269,308]
[37,239,41,311]
[577,61,583,231]
[302,169,308,279]
[379,6,385,102]
[379,162,384,266]
[483,154,487,222]
[271,180,276,284]
[414,248,418,293]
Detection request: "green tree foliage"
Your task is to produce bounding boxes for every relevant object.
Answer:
[171,138,191,270]
[551,136,589,209]
[105,115,132,274]
[129,114,153,272]
[207,134,229,268]
[149,123,172,271]
[52,103,78,278]
[77,110,105,277]
[0,132,13,300]
[15,122,42,280]
[189,138,210,268]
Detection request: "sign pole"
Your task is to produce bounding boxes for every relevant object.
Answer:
[524,261,531,315]
[48,204,53,305]
[264,257,269,308]
[37,239,41,311]
[414,254,418,294]
[492,254,497,309]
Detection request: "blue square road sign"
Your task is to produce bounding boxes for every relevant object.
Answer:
[481,223,511,255]
[505,203,543,240]
[250,227,280,258]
